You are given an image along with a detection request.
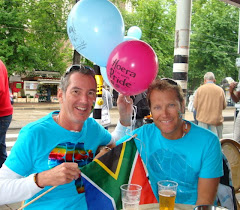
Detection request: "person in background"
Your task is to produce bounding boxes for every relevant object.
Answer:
[194,72,226,139]
[0,60,13,168]
[0,64,132,209]
[131,90,150,129]
[229,82,240,142]
[188,90,198,125]
[112,89,119,106]
[46,85,51,102]
[101,87,113,130]
[117,78,223,206]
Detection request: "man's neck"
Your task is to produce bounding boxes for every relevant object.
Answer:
[55,113,83,132]
[205,80,214,84]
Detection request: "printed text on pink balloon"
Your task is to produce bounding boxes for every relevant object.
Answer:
[109,59,136,88]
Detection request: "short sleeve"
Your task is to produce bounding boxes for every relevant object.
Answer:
[85,118,112,151]
[199,136,223,178]
[5,127,37,176]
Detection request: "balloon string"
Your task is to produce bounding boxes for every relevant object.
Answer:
[123,95,148,165]
[124,96,131,103]
[125,129,148,169]
[124,132,149,179]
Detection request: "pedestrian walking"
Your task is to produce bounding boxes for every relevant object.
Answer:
[194,72,227,139]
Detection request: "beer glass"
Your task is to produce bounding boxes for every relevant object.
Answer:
[120,184,142,210]
[157,180,178,210]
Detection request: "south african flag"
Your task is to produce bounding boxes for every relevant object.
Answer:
[81,136,157,210]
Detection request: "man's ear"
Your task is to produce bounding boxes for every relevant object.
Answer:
[57,88,63,104]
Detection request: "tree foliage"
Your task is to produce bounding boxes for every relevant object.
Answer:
[0,0,32,74]
[190,0,239,90]
[0,0,73,75]
[121,0,176,78]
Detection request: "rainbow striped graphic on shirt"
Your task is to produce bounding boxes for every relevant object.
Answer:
[48,142,93,193]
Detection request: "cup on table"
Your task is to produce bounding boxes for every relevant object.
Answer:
[157,180,178,210]
[194,205,228,210]
[120,184,142,210]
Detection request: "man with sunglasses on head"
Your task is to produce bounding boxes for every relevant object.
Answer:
[0,64,133,209]
[117,78,223,206]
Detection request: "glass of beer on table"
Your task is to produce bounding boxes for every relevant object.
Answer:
[157,180,178,210]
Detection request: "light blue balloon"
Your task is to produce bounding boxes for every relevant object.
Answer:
[127,26,142,40]
[100,66,112,87]
[67,0,125,67]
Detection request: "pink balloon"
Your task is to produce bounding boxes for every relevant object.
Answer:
[107,40,158,95]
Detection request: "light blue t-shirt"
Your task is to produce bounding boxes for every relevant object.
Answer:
[117,121,223,205]
[5,111,111,210]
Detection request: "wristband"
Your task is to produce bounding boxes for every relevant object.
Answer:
[34,173,44,188]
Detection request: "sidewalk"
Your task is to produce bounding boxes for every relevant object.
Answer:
[12,102,235,126]
[13,102,60,110]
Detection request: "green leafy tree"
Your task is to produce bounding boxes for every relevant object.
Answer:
[2,0,239,89]
[0,0,34,74]
[121,0,176,78]
[190,0,239,90]
[0,0,73,75]
[119,0,239,91]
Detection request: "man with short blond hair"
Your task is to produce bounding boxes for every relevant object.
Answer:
[117,78,223,205]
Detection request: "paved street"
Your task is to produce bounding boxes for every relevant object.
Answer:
[0,103,237,209]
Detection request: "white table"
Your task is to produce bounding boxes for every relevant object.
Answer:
[139,203,195,210]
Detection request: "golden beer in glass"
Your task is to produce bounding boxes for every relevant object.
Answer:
[158,180,178,210]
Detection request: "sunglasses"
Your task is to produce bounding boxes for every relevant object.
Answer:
[161,78,178,86]
[65,64,95,77]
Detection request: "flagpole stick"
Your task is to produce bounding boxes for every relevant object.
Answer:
[18,186,57,210]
